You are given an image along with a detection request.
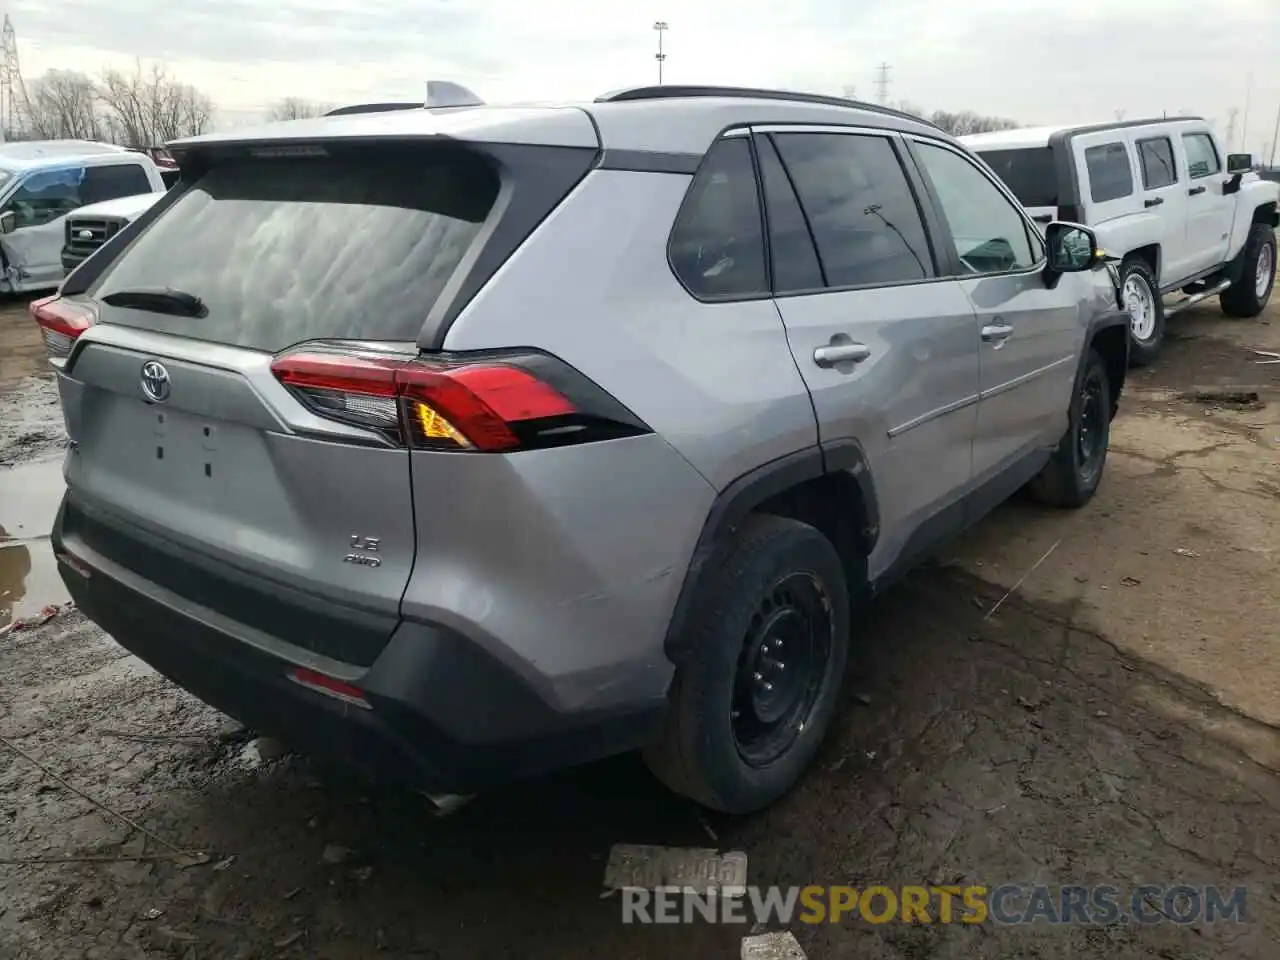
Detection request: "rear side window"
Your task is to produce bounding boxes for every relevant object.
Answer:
[92,151,498,352]
[772,132,932,287]
[976,147,1058,208]
[669,137,767,300]
[1182,133,1221,178]
[83,163,153,204]
[756,136,824,293]
[1084,142,1134,203]
[1137,138,1177,189]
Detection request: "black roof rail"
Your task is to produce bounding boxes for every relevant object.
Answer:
[595,84,942,130]
[324,102,424,117]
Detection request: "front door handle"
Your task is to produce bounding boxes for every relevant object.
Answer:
[1144,196,1164,208]
[813,343,871,368]
[981,323,1014,343]
[1188,185,1207,196]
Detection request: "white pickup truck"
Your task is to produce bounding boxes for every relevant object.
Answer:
[963,118,1279,364]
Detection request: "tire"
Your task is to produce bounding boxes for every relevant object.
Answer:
[1220,222,1276,318]
[1119,257,1164,367]
[644,514,850,814]
[1028,347,1112,509]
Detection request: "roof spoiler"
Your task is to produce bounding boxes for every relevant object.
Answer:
[324,81,485,118]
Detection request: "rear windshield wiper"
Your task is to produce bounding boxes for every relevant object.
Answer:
[101,287,206,318]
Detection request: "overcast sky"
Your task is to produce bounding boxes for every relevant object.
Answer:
[12,0,1280,158]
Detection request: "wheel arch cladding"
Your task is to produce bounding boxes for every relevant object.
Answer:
[661,442,879,667]
[1089,317,1129,419]
[1125,243,1161,280]
[1254,200,1278,228]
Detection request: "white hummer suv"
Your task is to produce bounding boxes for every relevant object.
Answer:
[963,118,1279,364]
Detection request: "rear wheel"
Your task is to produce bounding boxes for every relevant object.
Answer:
[1120,257,1164,367]
[1028,347,1112,509]
[1220,223,1276,318]
[645,515,850,814]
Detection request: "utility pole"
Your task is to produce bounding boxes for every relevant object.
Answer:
[653,21,668,85]
[1240,72,1253,155]
[1269,101,1279,167]
[874,63,891,105]
[1225,108,1239,152]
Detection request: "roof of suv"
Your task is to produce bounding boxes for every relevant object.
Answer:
[170,85,949,159]
[964,116,1207,151]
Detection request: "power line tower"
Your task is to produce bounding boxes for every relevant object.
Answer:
[874,63,891,105]
[0,16,32,141]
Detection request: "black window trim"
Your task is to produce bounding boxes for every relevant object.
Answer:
[903,133,1049,281]
[756,133,828,291]
[1181,131,1221,180]
[1135,135,1179,190]
[750,123,949,299]
[1082,139,1136,204]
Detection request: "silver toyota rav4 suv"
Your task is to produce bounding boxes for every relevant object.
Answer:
[36,85,1128,814]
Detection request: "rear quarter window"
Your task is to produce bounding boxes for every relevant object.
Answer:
[91,150,499,352]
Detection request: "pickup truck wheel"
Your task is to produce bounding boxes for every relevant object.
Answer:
[1220,223,1276,318]
[1120,258,1164,366]
[1028,348,1111,509]
[644,514,850,814]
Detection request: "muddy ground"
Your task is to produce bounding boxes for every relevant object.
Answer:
[2,295,1279,959]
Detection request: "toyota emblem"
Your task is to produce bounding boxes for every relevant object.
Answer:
[140,360,171,403]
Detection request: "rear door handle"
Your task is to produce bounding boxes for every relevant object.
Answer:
[1144,196,1164,208]
[981,323,1014,343]
[1188,185,1207,196]
[813,343,871,368]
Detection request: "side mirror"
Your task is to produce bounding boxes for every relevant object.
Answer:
[0,211,14,235]
[1044,221,1101,274]
[1226,153,1253,174]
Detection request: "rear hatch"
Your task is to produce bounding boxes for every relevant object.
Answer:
[974,146,1059,225]
[47,126,595,667]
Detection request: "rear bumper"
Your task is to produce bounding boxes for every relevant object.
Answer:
[53,497,666,793]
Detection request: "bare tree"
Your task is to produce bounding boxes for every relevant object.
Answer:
[26,69,103,140]
[97,61,213,148]
[267,97,330,122]
[893,101,1021,136]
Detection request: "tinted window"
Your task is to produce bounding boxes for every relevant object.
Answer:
[1182,133,1221,178]
[669,137,767,299]
[977,147,1058,207]
[773,133,932,287]
[6,166,85,228]
[1137,138,1177,189]
[756,136,824,293]
[914,142,1037,275]
[91,151,498,351]
[83,163,153,204]
[1085,142,1134,203]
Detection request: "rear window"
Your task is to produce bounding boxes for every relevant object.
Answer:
[91,150,498,352]
[975,147,1058,208]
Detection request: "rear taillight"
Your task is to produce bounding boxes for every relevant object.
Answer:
[271,347,648,452]
[31,296,95,360]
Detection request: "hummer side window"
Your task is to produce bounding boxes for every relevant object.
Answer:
[1084,142,1134,203]
[1137,137,1177,189]
[669,137,768,300]
[1182,133,1221,179]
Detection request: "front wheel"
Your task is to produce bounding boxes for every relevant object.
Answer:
[1120,258,1164,367]
[644,515,850,814]
[1028,347,1112,509]
[1220,223,1276,318]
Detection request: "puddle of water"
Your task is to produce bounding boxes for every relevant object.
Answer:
[0,456,70,627]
